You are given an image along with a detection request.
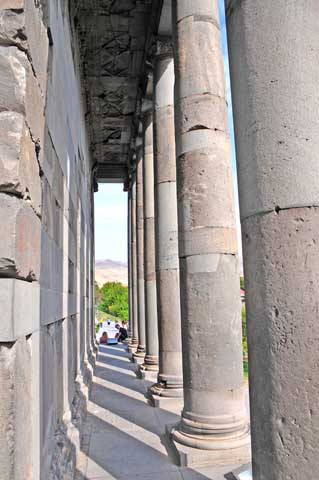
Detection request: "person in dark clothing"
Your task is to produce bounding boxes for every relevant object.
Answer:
[115,323,128,342]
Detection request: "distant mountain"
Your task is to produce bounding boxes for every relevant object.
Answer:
[95,259,128,287]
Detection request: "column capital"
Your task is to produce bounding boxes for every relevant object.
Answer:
[150,36,173,61]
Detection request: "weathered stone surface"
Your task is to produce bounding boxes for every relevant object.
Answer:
[0,338,32,480]
[0,193,41,280]
[141,110,158,371]
[0,111,41,212]
[25,0,49,96]
[242,207,319,479]
[0,9,28,49]
[0,278,39,340]
[0,0,24,8]
[227,2,319,477]
[172,0,249,456]
[153,106,176,184]
[155,182,179,270]
[135,150,146,352]
[151,49,183,400]
[227,0,319,219]
[42,176,64,248]
[0,46,45,141]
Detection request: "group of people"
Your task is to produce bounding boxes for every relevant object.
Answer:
[99,321,128,345]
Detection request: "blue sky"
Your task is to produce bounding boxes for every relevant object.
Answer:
[94,1,241,263]
[94,183,128,262]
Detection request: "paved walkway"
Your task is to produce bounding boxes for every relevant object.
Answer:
[76,344,245,480]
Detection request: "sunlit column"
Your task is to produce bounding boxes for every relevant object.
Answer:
[133,142,146,361]
[149,38,183,403]
[227,1,319,478]
[139,107,159,375]
[169,0,250,465]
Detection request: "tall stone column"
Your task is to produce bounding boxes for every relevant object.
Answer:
[128,176,138,351]
[133,144,146,361]
[227,2,319,478]
[170,0,250,464]
[126,188,133,342]
[149,39,183,402]
[139,108,159,375]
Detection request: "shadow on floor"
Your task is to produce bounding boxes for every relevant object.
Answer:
[78,344,242,480]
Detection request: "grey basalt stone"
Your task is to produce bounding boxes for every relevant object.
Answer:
[171,0,250,463]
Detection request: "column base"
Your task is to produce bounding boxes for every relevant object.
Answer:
[143,354,158,367]
[148,381,183,408]
[127,344,137,354]
[132,352,145,364]
[136,365,158,381]
[149,381,183,398]
[167,423,251,467]
[149,392,183,409]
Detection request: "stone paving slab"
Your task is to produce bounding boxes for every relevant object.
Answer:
[77,345,250,480]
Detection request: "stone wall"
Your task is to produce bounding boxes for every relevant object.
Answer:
[0,1,95,478]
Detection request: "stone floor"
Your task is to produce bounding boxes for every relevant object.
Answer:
[76,344,248,480]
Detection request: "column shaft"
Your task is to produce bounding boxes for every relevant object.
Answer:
[134,146,146,358]
[150,43,183,398]
[141,109,159,371]
[171,0,250,457]
[127,188,133,341]
[227,1,319,478]
[130,177,138,347]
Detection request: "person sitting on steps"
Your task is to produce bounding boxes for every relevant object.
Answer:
[115,323,128,342]
[99,331,108,345]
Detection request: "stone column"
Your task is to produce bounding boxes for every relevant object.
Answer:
[126,188,133,342]
[133,145,146,362]
[227,2,319,478]
[139,108,159,376]
[128,176,138,351]
[170,0,250,465]
[149,39,183,403]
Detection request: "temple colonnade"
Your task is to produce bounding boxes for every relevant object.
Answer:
[126,0,319,478]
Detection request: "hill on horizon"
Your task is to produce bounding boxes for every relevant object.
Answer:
[95,259,128,287]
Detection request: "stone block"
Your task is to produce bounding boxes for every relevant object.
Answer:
[155,182,179,270]
[0,111,41,213]
[42,177,63,248]
[149,394,183,410]
[25,0,49,96]
[41,320,64,468]
[175,15,224,100]
[0,0,24,8]
[175,0,219,22]
[127,345,137,354]
[137,367,158,382]
[0,46,45,144]
[0,278,39,341]
[40,128,64,207]
[167,425,251,468]
[0,9,27,49]
[0,337,32,479]
[0,46,28,114]
[0,193,41,280]
[132,353,145,365]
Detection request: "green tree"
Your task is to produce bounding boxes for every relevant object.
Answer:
[95,282,102,307]
[99,282,128,322]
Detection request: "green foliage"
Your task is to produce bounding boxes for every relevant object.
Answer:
[99,281,128,322]
[95,282,102,306]
[240,276,245,290]
[242,304,247,356]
